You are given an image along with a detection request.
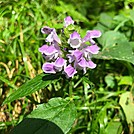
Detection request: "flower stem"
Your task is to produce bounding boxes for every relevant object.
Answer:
[69,81,73,98]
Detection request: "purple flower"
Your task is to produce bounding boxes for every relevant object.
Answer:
[38,45,48,53]
[64,16,74,28]
[68,31,82,48]
[38,45,60,61]
[86,60,96,69]
[39,17,101,78]
[54,57,66,71]
[74,57,87,74]
[42,62,56,74]
[67,53,74,63]
[84,44,100,54]
[83,30,101,45]
[41,26,54,34]
[64,64,77,78]
[46,29,61,44]
[67,49,83,63]
[41,26,61,44]
[73,50,83,61]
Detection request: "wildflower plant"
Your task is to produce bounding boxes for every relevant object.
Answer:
[39,16,101,78]
[4,17,102,134]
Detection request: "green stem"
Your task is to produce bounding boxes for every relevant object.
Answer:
[114,19,129,32]
[69,80,73,98]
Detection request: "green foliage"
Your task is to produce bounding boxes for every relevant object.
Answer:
[95,41,134,64]
[10,118,64,134]
[3,73,61,104]
[11,97,77,134]
[119,92,134,124]
[94,12,134,64]
[1,0,134,134]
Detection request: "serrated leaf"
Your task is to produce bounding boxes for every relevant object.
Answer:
[95,41,134,65]
[119,92,134,125]
[3,73,61,104]
[27,97,77,134]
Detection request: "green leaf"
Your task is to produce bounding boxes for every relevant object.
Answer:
[10,118,64,134]
[3,73,61,104]
[27,97,77,134]
[130,10,134,23]
[99,31,128,49]
[0,76,17,90]
[95,41,134,65]
[104,75,115,88]
[119,92,134,125]
[55,1,89,24]
[118,76,133,86]
[99,13,113,28]
[105,121,122,134]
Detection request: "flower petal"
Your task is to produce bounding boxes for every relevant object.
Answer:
[68,31,81,48]
[53,30,61,44]
[45,29,61,44]
[38,45,48,53]
[67,54,75,63]
[85,45,100,54]
[70,31,81,39]
[73,50,83,61]
[77,57,87,68]
[54,57,66,72]
[44,45,58,55]
[42,63,56,73]
[87,60,96,69]
[46,32,53,42]
[55,57,66,67]
[87,30,102,38]
[74,57,87,74]
[64,64,77,78]
[82,30,101,44]
[64,16,74,28]
[41,26,53,34]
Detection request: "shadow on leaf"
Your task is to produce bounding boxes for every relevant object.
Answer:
[10,118,64,134]
[42,73,61,81]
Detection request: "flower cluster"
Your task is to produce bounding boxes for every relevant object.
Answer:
[39,16,101,78]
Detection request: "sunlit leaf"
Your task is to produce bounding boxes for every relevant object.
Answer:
[119,92,134,125]
[27,97,77,134]
[3,73,61,104]
[104,75,115,88]
[99,31,128,49]
[118,76,133,86]
[106,121,122,134]
[95,41,134,65]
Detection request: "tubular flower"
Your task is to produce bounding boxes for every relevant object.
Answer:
[39,44,61,61]
[54,57,66,72]
[64,64,77,78]
[39,16,102,78]
[82,30,102,45]
[68,31,82,49]
[41,26,61,44]
[64,16,74,28]
[42,62,56,74]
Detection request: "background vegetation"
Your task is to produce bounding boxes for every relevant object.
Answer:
[0,0,134,134]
